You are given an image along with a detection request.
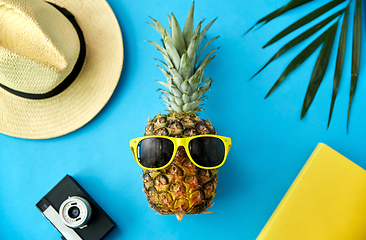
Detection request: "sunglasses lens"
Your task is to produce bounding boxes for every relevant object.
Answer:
[137,138,174,169]
[189,137,225,168]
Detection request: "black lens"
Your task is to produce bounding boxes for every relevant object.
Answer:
[137,138,174,168]
[189,137,225,168]
[68,206,80,219]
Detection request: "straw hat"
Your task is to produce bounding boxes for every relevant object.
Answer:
[0,0,123,139]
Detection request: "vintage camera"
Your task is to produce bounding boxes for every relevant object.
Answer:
[36,175,116,240]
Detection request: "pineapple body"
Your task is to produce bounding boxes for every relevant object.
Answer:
[143,113,218,221]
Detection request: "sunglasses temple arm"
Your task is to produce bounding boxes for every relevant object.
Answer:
[130,147,137,160]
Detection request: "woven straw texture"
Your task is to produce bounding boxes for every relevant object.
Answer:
[0,0,123,139]
[0,0,80,94]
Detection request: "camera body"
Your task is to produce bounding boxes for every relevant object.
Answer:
[36,175,116,240]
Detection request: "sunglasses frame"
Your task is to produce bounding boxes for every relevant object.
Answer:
[130,134,231,170]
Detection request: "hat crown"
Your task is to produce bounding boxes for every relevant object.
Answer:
[0,0,80,94]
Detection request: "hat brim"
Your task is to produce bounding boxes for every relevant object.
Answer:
[0,0,123,139]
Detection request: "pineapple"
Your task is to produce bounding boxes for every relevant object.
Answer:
[143,2,220,221]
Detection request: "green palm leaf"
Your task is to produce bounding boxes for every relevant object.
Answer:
[250,8,345,80]
[266,23,337,98]
[348,0,361,132]
[247,0,364,131]
[301,23,337,119]
[244,0,313,35]
[263,0,347,48]
[328,6,349,128]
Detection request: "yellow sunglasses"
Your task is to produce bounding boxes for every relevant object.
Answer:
[130,135,231,170]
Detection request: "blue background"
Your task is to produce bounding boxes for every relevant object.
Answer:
[0,0,365,239]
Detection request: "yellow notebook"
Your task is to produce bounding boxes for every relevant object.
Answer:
[257,143,366,240]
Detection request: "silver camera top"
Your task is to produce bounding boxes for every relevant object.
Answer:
[59,196,92,229]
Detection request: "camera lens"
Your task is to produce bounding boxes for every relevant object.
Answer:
[59,196,92,228]
[68,206,80,218]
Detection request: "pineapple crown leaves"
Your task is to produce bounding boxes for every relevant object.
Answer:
[148,2,218,114]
